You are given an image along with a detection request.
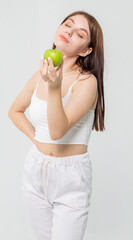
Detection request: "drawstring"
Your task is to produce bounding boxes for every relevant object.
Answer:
[37,158,51,204]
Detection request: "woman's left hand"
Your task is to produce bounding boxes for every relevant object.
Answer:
[40,55,66,89]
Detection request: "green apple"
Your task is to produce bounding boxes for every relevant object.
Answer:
[43,49,63,67]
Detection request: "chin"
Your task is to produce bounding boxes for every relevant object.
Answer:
[54,38,67,51]
[54,44,66,54]
[53,40,72,56]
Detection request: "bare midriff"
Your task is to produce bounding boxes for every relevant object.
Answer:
[34,140,88,157]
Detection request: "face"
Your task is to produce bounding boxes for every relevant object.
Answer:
[53,14,92,57]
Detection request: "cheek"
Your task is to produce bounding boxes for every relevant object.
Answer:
[73,40,84,49]
[53,31,60,41]
[57,25,63,33]
[54,28,62,39]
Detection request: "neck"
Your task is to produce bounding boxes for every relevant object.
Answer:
[62,56,80,74]
[55,46,79,73]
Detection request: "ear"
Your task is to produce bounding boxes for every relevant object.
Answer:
[79,47,93,57]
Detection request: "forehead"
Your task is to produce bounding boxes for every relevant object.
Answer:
[67,14,90,32]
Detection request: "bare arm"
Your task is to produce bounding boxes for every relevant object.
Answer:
[47,85,68,140]
[47,75,97,140]
[8,112,35,143]
[8,71,40,143]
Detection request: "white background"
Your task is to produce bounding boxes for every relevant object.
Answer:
[0,0,133,239]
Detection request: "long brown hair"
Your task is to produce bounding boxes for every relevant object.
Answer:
[52,10,105,131]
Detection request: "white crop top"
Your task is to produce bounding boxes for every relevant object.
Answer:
[28,75,95,145]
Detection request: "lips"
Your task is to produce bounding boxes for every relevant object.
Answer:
[59,34,69,43]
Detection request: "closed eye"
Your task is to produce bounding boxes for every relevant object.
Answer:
[65,24,71,27]
[65,24,83,38]
[78,34,83,38]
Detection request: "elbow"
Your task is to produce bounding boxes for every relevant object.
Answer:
[54,122,69,140]
[8,109,17,119]
[49,119,69,140]
[51,130,66,141]
[50,131,64,141]
[50,132,60,141]
[8,109,13,119]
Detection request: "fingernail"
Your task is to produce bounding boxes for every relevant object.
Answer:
[48,57,51,62]
[44,59,47,64]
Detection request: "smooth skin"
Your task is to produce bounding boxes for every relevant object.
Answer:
[8,14,98,157]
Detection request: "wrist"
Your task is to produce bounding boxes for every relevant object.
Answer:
[48,82,61,90]
[48,83,62,95]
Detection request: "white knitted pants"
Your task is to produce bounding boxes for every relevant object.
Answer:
[21,143,92,240]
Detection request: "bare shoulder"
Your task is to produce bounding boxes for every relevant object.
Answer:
[72,73,97,96]
[29,70,41,91]
[18,70,41,95]
[78,72,97,83]
[20,70,40,93]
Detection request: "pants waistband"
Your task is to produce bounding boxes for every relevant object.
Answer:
[28,143,91,204]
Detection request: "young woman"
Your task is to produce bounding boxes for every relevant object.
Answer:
[8,10,105,240]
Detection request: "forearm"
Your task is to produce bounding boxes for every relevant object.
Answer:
[8,112,35,143]
[47,85,68,139]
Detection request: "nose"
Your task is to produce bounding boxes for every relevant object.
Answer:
[65,29,73,37]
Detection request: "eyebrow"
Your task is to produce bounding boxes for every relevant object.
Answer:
[68,18,89,37]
